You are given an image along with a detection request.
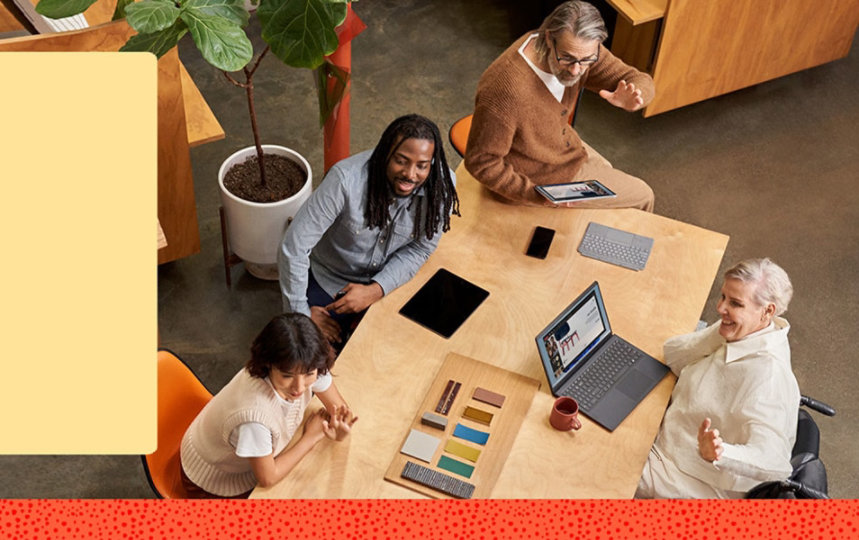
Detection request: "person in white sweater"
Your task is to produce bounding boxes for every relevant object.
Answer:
[636,258,799,498]
[180,313,357,498]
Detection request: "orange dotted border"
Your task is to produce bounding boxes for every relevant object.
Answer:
[1,499,857,539]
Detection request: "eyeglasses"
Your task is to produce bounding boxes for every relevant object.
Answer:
[552,37,599,67]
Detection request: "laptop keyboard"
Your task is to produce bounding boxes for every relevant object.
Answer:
[578,222,653,271]
[562,338,638,410]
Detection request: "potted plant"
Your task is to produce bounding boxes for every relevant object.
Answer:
[37,0,356,279]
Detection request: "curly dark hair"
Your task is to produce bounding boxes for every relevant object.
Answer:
[365,114,460,240]
[246,313,333,378]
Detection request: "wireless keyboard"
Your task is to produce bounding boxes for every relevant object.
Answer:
[578,222,653,271]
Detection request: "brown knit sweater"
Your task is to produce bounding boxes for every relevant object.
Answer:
[464,33,654,206]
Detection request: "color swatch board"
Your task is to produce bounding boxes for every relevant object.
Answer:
[385,352,540,499]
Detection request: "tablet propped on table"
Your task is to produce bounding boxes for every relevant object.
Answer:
[535,180,616,204]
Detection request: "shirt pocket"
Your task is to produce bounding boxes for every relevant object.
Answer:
[389,220,416,251]
[331,215,371,248]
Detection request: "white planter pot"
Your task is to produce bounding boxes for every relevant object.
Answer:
[218,145,312,276]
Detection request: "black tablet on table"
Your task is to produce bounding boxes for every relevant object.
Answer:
[398,268,489,338]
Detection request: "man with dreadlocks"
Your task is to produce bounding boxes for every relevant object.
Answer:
[279,114,460,346]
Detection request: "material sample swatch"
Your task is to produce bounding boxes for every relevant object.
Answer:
[438,455,475,478]
[444,439,481,463]
[401,429,441,463]
[453,423,490,445]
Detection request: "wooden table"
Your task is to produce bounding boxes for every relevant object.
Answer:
[251,163,728,498]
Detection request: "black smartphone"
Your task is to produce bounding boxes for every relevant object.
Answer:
[526,226,555,259]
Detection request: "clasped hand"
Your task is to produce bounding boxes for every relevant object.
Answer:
[598,80,645,112]
[697,417,724,462]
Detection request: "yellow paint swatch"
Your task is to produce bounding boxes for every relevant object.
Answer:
[444,439,481,463]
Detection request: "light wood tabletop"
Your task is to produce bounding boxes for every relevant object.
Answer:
[251,162,728,499]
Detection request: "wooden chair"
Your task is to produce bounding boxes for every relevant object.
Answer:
[141,350,213,498]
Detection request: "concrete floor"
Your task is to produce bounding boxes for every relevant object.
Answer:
[1,0,856,498]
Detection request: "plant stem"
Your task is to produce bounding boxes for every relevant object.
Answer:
[248,46,271,187]
[244,64,266,187]
[224,46,272,187]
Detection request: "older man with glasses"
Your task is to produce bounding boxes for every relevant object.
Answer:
[465,1,656,211]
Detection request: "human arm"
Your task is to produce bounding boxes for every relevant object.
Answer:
[310,306,342,344]
[325,281,384,315]
[369,218,442,297]
[663,322,724,375]
[329,187,454,309]
[246,410,328,488]
[278,165,348,316]
[692,372,798,491]
[586,45,654,110]
[316,381,358,441]
[464,104,550,206]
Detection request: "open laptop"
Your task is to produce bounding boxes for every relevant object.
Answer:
[535,281,669,431]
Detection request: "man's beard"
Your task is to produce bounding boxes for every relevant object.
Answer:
[554,69,583,87]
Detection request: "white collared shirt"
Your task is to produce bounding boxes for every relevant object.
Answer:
[518,33,566,103]
[653,318,800,496]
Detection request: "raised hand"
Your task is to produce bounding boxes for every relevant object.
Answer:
[697,417,724,462]
[321,404,359,442]
[598,80,645,111]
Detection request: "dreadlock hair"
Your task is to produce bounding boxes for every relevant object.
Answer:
[365,114,460,240]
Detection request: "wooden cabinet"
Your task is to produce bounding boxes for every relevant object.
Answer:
[608,0,859,117]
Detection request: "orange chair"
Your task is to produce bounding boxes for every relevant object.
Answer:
[142,350,213,498]
[448,115,473,158]
[449,88,586,158]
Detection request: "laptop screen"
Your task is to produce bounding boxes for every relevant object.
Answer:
[535,282,613,389]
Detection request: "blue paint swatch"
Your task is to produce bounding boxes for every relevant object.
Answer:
[453,423,490,445]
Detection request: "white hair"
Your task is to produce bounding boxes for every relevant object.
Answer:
[724,258,793,316]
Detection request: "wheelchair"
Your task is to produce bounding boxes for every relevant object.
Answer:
[745,395,836,499]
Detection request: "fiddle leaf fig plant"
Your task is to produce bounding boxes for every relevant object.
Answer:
[36,0,354,187]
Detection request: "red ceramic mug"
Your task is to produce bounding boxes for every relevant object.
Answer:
[550,396,582,431]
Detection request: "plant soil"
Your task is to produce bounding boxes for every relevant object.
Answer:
[223,154,307,203]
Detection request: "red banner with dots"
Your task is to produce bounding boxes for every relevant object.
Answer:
[1,499,857,539]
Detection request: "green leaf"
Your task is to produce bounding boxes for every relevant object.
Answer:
[258,0,342,69]
[120,22,189,58]
[126,0,182,34]
[35,0,98,19]
[180,9,253,72]
[326,0,349,27]
[181,0,249,28]
[112,0,135,21]
[314,60,349,126]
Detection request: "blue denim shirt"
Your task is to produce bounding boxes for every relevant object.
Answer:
[278,150,456,315]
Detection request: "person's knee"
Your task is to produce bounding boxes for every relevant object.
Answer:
[630,178,655,213]
[641,182,655,213]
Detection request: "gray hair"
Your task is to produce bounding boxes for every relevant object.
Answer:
[533,1,608,63]
[724,258,793,316]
